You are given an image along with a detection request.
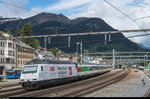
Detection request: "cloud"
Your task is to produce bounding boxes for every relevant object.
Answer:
[59,0,150,47]
[1,0,150,47]
[44,0,93,12]
[0,0,40,18]
[1,0,29,5]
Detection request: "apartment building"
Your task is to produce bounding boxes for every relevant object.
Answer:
[0,31,16,75]
[16,41,35,69]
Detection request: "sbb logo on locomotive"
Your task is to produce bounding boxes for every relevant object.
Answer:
[50,66,55,71]
[69,67,72,75]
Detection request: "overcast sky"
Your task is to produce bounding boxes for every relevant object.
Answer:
[0,0,150,47]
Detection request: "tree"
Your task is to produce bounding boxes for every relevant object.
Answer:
[16,26,21,37]
[29,39,40,49]
[18,23,40,49]
[20,23,33,44]
[7,30,11,35]
[49,47,58,57]
[21,23,33,36]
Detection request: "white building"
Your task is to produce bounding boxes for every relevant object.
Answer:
[89,58,103,64]
[0,31,16,75]
[35,49,55,60]
[58,54,71,61]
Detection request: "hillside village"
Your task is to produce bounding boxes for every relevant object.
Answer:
[0,31,105,76]
[0,31,71,76]
[0,31,54,76]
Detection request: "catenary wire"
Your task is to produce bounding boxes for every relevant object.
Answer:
[104,0,143,30]
[133,0,150,21]
[133,0,148,16]
[0,0,39,14]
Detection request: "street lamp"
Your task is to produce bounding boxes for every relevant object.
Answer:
[76,43,79,62]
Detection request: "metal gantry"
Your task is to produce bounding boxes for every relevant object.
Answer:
[9,29,150,66]
[8,29,150,50]
[82,51,150,66]
[10,29,150,39]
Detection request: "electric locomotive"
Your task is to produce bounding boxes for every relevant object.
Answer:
[19,59,113,90]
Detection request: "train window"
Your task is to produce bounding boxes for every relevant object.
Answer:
[93,66,98,70]
[22,66,38,74]
[41,66,43,71]
[82,66,88,72]
[89,66,97,71]
[15,70,22,74]
[78,66,82,72]
[89,67,93,71]
[6,71,15,75]
[100,66,104,69]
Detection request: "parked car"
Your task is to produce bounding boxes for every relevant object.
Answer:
[0,75,3,81]
[132,65,137,68]
[138,66,144,70]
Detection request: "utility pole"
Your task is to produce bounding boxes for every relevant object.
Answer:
[48,37,51,44]
[109,33,111,41]
[56,48,58,60]
[76,42,79,62]
[105,34,107,45]
[68,35,71,47]
[113,49,115,69]
[44,37,47,49]
[80,42,83,63]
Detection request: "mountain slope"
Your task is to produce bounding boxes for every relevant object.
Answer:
[0,12,146,53]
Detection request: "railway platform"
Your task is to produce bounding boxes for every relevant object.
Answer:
[0,79,19,85]
[0,79,20,90]
[85,68,150,97]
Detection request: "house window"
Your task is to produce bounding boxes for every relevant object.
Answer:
[6,58,11,63]
[0,42,4,47]
[0,50,4,55]
[8,43,13,48]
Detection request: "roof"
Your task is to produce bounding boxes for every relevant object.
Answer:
[76,62,98,66]
[59,54,71,58]
[25,59,73,65]
[0,31,7,39]
[17,41,34,50]
[0,34,5,39]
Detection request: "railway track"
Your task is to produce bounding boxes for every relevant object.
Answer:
[144,89,150,97]
[0,86,22,93]
[0,83,19,89]
[0,69,130,97]
[143,70,150,97]
[43,68,130,97]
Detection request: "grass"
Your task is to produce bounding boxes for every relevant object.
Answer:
[0,79,8,83]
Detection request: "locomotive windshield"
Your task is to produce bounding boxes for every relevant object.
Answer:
[22,66,38,74]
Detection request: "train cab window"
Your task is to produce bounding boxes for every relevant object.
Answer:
[41,66,43,71]
[22,66,38,74]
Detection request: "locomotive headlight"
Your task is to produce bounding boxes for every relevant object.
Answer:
[21,79,24,81]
